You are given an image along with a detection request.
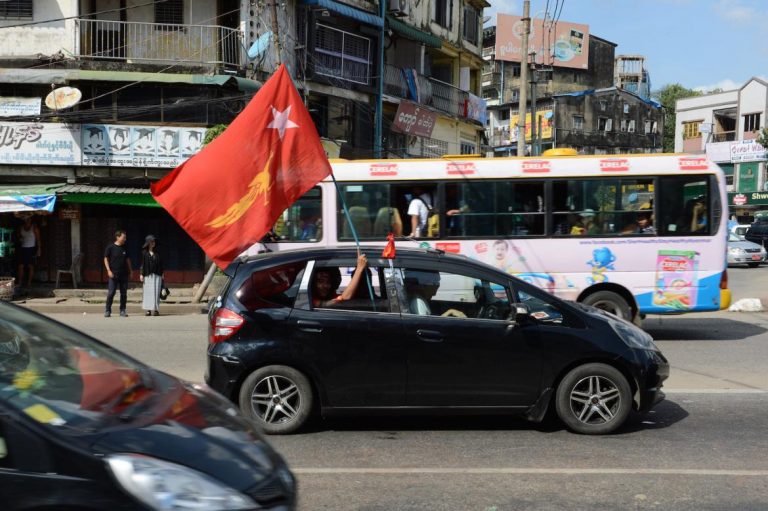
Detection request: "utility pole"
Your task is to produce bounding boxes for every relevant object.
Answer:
[529,56,537,156]
[270,0,282,65]
[373,0,385,158]
[516,0,530,157]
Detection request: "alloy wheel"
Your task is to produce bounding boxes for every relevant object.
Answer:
[568,375,622,425]
[251,375,301,425]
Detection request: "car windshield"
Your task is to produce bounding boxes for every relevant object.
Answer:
[728,233,741,242]
[0,303,154,433]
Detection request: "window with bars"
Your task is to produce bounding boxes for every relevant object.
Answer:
[460,141,476,154]
[572,115,584,131]
[155,0,183,25]
[0,0,33,19]
[463,6,479,45]
[314,23,371,85]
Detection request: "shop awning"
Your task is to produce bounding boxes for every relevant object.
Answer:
[57,185,160,208]
[386,16,442,48]
[301,0,383,27]
[0,184,63,213]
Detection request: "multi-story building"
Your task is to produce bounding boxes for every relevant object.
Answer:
[482,21,663,156]
[0,0,488,286]
[614,55,652,100]
[675,77,767,220]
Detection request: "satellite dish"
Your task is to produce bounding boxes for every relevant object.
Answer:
[247,32,273,60]
[45,86,82,110]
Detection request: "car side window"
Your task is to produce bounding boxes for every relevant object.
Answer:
[235,261,306,311]
[400,268,511,320]
[515,286,565,324]
[310,264,391,312]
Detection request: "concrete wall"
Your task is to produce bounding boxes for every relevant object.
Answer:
[675,90,739,153]
[0,0,78,57]
[738,79,767,139]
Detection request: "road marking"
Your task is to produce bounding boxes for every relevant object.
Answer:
[664,389,767,394]
[293,468,768,476]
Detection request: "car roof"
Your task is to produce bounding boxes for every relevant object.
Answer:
[225,245,494,276]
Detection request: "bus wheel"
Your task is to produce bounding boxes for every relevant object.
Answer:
[582,291,631,321]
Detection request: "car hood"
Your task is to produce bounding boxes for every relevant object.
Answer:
[88,382,286,492]
[729,240,764,250]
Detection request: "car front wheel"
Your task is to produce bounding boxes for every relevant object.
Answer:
[555,363,632,435]
[239,365,314,434]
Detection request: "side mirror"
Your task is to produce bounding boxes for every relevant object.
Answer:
[514,303,530,316]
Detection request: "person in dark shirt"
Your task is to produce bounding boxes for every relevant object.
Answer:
[139,234,164,316]
[103,230,133,317]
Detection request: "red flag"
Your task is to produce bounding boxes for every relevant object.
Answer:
[151,64,332,268]
[382,233,396,259]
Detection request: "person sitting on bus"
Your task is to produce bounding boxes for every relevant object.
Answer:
[570,209,600,235]
[689,196,707,233]
[311,254,368,308]
[622,211,655,234]
[299,207,321,240]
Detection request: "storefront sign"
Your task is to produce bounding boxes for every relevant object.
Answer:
[391,102,437,138]
[705,141,732,163]
[0,97,41,117]
[81,124,206,168]
[729,191,768,206]
[0,122,81,165]
[730,140,767,163]
[58,204,81,220]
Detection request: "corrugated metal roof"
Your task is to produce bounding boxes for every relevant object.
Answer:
[57,184,149,194]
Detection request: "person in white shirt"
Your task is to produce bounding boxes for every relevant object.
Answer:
[407,187,434,238]
[16,216,40,288]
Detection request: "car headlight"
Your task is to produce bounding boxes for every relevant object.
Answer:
[728,247,745,255]
[106,454,256,511]
[610,319,658,351]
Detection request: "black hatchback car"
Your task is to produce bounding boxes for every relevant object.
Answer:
[744,220,768,248]
[207,247,668,435]
[0,302,295,511]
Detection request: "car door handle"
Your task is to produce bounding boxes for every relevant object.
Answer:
[297,320,323,333]
[416,329,443,342]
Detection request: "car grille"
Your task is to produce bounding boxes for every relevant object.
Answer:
[745,248,762,253]
[246,477,288,505]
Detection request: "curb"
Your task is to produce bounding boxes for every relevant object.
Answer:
[12,300,208,315]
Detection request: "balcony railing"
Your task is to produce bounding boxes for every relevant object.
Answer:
[76,19,243,69]
[384,64,473,121]
[712,130,736,142]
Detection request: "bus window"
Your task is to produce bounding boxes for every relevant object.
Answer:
[337,184,392,241]
[657,176,710,236]
[270,187,323,242]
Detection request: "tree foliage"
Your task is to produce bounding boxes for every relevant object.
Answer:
[758,127,768,149]
[651,84,702,152]
[203,124,228,146]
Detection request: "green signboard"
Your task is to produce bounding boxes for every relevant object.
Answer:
[729,191,768,206]
[737,162,759,193]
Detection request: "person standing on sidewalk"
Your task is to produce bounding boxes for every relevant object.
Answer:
[16,215,41,289]
[139,234,164,316]
[103,230,132,318]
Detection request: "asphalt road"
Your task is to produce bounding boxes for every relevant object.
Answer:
[40,266,768,510]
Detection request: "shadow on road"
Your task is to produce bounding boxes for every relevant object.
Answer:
[312,399,689,435]
[642,317,767,341]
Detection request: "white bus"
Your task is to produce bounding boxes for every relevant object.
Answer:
[263,151,731,324]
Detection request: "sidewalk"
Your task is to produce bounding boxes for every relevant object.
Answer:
[9,284,212,315]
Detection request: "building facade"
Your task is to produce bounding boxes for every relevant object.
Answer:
[0,0,488,286]
[675,77,767,220]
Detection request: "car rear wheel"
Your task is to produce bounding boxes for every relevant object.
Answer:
[239,365,313,434]
[555,363,632,435]
[582,290,632,321]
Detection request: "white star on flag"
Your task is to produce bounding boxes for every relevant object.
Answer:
[267,105,299,140]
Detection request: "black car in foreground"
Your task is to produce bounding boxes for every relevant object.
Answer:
[0,303,295,511]
[207,246,669,436]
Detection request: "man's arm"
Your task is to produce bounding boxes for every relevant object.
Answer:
[103,255,113,279]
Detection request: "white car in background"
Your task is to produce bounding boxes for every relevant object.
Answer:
[728,232,767,267]
[730,224,751,240]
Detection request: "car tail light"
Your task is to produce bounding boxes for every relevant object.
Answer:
[720,269,728,290]
[209,308,244,343]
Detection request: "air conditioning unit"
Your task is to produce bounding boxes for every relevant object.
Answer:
[388,0,408,17]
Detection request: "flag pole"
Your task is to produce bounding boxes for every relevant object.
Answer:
[330,172,377,310]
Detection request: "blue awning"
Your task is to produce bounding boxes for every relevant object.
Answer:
[302,0,383,27]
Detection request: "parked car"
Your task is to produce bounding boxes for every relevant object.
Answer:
[207,247,669,436]
[744,221,768,248]
[728,232,767,267]
[730,224,751,240]
[0,302,296,511]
